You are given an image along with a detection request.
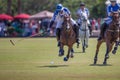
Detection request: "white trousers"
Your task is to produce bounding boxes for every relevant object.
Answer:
[56,18,77,28]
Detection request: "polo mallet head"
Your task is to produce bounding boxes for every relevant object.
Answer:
[10,40,15,46]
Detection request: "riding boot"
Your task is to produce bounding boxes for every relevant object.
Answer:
[98,23,108,41]
[73,24,80,44]
[56,28,61,47]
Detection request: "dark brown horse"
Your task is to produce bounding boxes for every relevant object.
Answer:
[94,12,120,65]
[59,15,76,61]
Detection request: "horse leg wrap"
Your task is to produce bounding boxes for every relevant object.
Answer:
[59,49,64,56]
[94,58,97,64]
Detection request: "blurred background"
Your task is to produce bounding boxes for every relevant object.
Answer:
[0,0,119,37]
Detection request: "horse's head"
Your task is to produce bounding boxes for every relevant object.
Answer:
[62,14,72,31]
[112,11,120,26]
[80,12,88,22]
[108,11,120,33]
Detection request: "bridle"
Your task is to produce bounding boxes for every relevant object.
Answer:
[62,15,72,32]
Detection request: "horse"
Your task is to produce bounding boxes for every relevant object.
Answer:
[59,15,76,61]
[79,12,90,52]
[94,11,120,65]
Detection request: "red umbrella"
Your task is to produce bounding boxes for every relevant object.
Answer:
[0,14,13,20]
[14,13,30,19]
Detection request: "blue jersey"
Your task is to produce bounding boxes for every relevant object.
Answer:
[107,3,120,17]
[51,7,71,21]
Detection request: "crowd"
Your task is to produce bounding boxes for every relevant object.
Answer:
[0,18,56,37]
[0,18,103,37]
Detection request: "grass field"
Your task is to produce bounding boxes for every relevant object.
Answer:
[0,38,120,80]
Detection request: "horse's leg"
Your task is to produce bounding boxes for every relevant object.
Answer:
[118,34,120,46]
[59,43,64,56]
[64,46,71,61]
[103,42,112,65]
[94,40,103,64]
[85,32,89,48]
[81,36,85,53]
[70,47,74,58]
[77,31,81,48]
[118,30,120,46]
[112,41,119,54]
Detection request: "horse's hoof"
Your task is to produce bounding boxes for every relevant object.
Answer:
[64,57,68,61]
[103,62,107,65]
[58,53,64,57]
[83,50,85,53]
[94,58,97,64]
[94,62,96,65]
[82,47,85,53]
[112,50,116,54]
[59,49,64,57]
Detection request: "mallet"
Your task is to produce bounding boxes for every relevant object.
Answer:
[10,32,41,46]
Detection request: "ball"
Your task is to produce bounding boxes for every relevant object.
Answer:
[50,61,54,64]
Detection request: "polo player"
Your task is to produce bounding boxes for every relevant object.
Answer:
[76,2,90,27]
[49,4,79,47]
[98,0,120,40]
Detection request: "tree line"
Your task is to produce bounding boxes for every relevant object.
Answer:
[0,0,106,18]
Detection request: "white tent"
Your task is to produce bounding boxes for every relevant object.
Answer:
[30,10,53,19]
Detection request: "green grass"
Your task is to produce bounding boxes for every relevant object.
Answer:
[0,38,120,80]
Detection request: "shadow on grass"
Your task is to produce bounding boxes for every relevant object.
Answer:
[74,52,85,54]
[89,64,112,66]
[38,65,69,68]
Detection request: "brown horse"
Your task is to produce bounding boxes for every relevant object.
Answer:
[94,11,120,65]
[59,15,76,61]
